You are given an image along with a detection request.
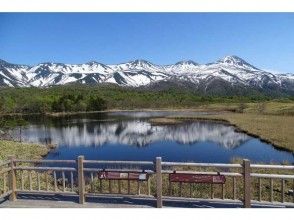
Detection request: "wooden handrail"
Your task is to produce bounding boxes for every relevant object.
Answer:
[162,162,243,168]
[83,160,153,165]
[251,164,294,170]
[2,155,294,208]
[14,159,76,164]
[14,166,76,171]
[0,161,10,167]
[251,173,294,179]
[83,168,155,173]
[0,168,11,175]
[161,170,242,177]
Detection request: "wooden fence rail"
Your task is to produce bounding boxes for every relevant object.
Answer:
[1,155,294,208]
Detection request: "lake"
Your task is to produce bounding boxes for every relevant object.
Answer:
[12,111,294,164]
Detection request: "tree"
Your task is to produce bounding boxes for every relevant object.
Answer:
[87,96,107,111]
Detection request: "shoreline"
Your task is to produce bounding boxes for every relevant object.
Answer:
[0,108,229,117]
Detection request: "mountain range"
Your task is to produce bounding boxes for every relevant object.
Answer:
[1,56,293,96]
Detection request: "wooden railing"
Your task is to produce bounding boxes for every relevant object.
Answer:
[0,156,294,208]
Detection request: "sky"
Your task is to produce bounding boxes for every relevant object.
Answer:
[0,13,294,73]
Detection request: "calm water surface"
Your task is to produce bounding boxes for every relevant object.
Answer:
[14,111,294,164]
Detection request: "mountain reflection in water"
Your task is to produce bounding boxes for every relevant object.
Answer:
[12,112,294,163]
[19,120,249,149]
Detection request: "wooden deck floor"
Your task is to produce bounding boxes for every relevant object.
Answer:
[0,193,293,208]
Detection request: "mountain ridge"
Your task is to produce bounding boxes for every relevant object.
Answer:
[0,55,293,96]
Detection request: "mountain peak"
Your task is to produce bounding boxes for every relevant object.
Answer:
[0,59,9,65]
[217,55,259,70]
[175,60,199,66]
[132,59,152,65]
[86,61,103,65]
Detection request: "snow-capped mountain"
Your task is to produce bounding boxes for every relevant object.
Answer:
[0,56,293,95]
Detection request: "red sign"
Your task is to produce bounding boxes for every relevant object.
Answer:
[169,173,226,184]
[98,171,149,181]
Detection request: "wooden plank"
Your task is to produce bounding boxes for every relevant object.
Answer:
[210,184,214,199]
[62,171,66,192]
[281,179,285,203]
[168,181,172,196]
[77,156,85,204]
[258,178,262,202]
[53,171,57,192]
[15,159,76,164]
[156,157,162,208]
[251,164,294,170]
[293,179,294,203]
[3,173,6,192]
[222,183,225,199]
[109,180,112,193]
[243,159,251,208]
[45,172,49,191]
[118,180,121,194]
[162,162,242,168]
[99,179,102,193]
[29,171,32,191]
[70,172,74,192]
[233,177,236,200]
[84,160,153,165]
[90,172,94,193]
[137,181,141,195]
[127,179,130,194]
[147,178,151,196]
[9,156,17,201]
[85,168,154,174]
[251,173,294,179]
[163,170,241,177]
[37,173,40,191]
[15,166,76,172]
[270,178,273,202]
[21,171,24,190]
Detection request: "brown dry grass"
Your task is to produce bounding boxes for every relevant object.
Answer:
[168,113,294,152]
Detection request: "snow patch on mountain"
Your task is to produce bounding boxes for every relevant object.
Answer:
[0,56,293,94]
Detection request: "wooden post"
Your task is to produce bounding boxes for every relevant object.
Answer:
[210,184,214,199]
[137,181,141,195]
[118,180,122,194]
[281,179,285,203]
[9,156,17,201]
[270,178,273,202]
[155,157,162,208]
[45,172,49,191]
[70,172,74,192]
[77,155,85,204]
[147,178,151,196]
[258,178,262,202]
[243,159,251,208]
[233,177,237,200]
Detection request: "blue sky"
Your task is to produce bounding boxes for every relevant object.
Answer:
[0,13,293,72]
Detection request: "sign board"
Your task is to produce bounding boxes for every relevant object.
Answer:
[98,171,149,181]
[169,173,226,184]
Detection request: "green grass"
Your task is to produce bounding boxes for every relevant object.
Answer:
[0,140,49,162]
